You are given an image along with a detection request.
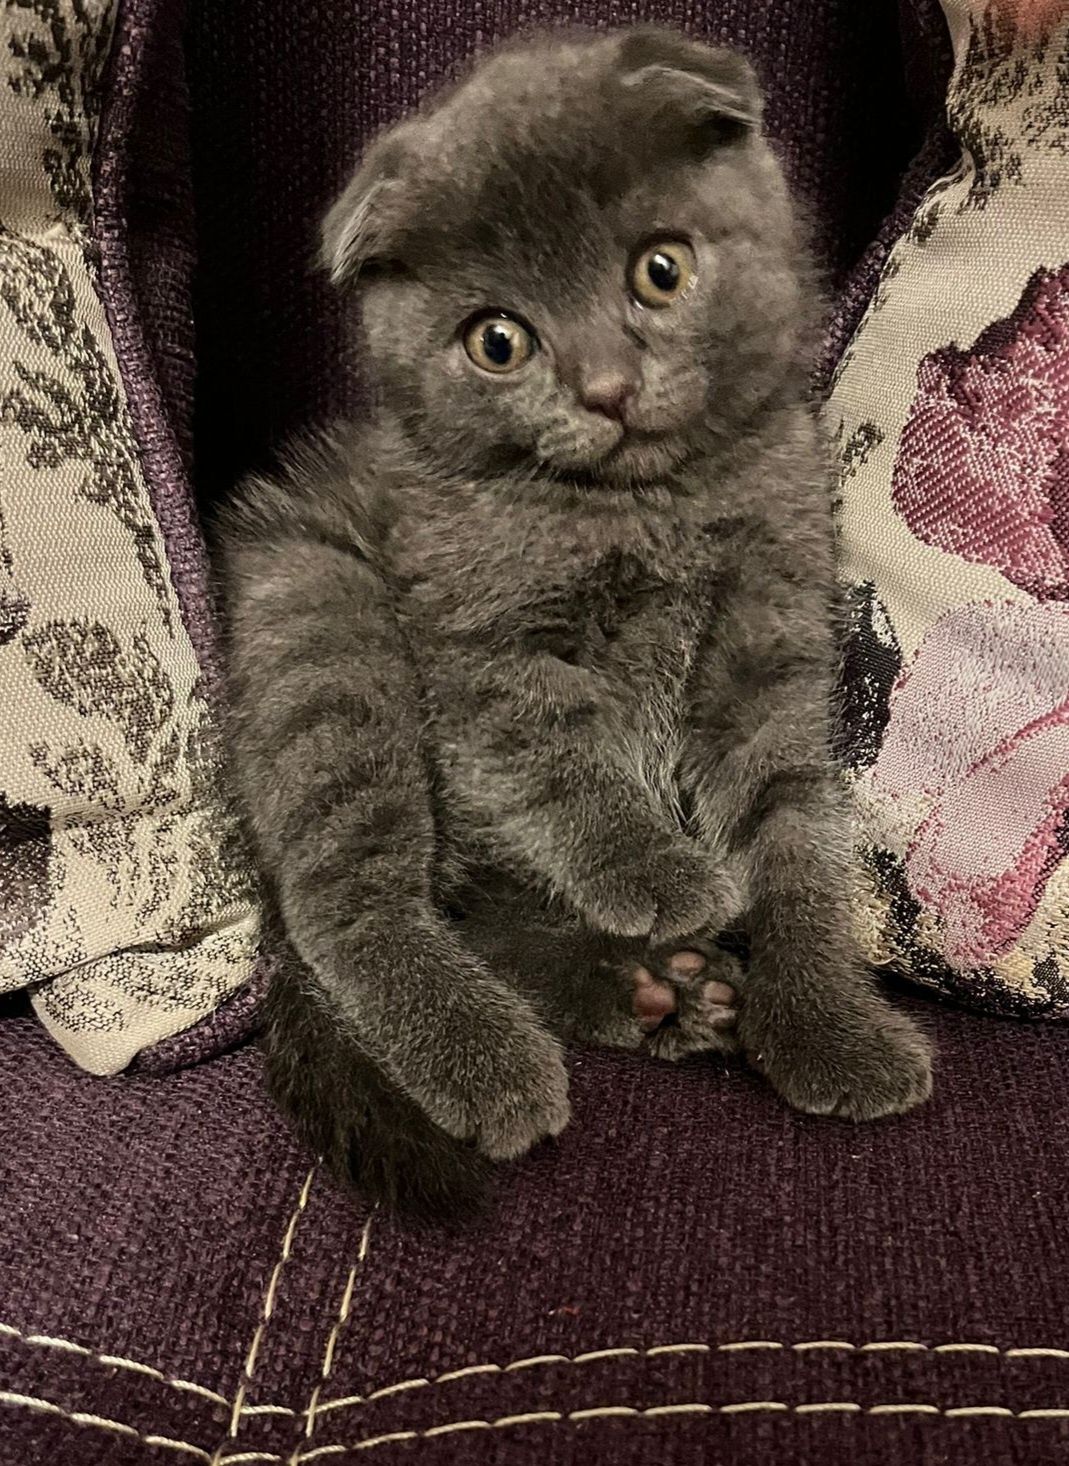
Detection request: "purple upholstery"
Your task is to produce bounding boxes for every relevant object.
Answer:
[4,999,1069,1465]
[12,1,1069,1463]
[88,0,266,1075]
[818,0,957,388]
[95,0,216,689]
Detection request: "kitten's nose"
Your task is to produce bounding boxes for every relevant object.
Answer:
[580,374,635,423]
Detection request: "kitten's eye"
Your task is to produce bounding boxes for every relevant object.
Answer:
[463,314,535,374]
[630,240,696,308]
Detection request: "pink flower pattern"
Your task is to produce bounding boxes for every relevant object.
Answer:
[893,264,1069,601]
[873,265,1069,970]
[870,601,1069,964]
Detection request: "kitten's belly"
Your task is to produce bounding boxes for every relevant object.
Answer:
[429,654,691,866]
[417,588,702,877]
[602,675,688,822]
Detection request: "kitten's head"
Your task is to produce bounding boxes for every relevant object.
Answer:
[323,28,811,487]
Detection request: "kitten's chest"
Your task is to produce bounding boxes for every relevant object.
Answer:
[565,550,705,685]
[396,502,711,664]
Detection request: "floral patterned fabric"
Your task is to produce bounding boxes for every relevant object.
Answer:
[0,0,259,1072]
[829,0,1069,1014]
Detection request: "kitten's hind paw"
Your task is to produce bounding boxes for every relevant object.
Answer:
[644,946,742,1061]
[746,1000,933,1122]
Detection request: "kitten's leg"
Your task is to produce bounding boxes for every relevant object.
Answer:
[261,916,490,1219]
[223,517,569,1202]
[682,529,932,1118]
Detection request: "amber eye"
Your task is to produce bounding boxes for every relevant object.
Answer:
[463,314,535,373]
[630,240,696,308]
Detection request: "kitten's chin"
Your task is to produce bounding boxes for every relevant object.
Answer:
[539,431,686,489]
[587,433,687,487]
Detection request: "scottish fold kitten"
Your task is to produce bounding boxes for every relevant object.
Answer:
[220,27,932,1216]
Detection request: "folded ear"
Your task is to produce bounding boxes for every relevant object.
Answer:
[617,31,762,144]
[319,147,408,288]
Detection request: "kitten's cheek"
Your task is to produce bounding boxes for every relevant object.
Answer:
[629,372,706,435]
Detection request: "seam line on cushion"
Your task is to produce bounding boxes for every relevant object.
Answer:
[212,1456,281,1465]
[6,1321,1060,1446]
[282,1401,1069,1458]
[297,1213,375,1459]
[6,1387,1066,1466]
[0,1389,212,1461]
[226,1164,317,1445]
[0,1321,228,1406]
[299,1340,1069,1422]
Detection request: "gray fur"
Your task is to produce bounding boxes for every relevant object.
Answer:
[220,27,932,1215]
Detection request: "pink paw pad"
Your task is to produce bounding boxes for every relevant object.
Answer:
[631,950,737,1032]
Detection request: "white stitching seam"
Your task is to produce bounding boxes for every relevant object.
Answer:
[287,1401,1069,1459]
[273,1340,1069,1424]
[296,1213,375,1463]
[3,1325,1068,1430]
[0,1389,213,1462]
[3,1378,1069,1463]
[5,1388,1063,1466]
[224,1164,318,1449]
[0,1322,227,1407]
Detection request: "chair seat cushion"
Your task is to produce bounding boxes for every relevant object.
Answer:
[2,994,1067,1465]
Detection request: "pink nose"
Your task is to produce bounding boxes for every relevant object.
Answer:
[580,375,635,423]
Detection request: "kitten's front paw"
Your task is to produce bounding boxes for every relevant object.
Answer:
[650,845,740,942]
[573,841,737,942]
[415,1013,571,1162]
[747,1002,932,1121]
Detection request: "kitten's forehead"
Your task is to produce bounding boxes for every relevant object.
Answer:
[418,52,634,195]
[325,30,773,297]
[397,39,680,292]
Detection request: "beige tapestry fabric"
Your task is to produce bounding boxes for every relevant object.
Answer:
[0,0,259,1072]
[828,0,1069,1012]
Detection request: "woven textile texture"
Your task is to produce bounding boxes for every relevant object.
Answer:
[0,0,258,1072]
[828,0,1069,1017]
[4,997,1069,1466]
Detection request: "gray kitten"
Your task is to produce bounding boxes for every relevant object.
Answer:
[220,27,932,1217]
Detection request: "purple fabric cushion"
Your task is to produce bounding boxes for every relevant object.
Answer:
[3,996,1069,1464]
[97,0,197,474]
[95,0,220,704]
[818,0,957,390]
[83,0,266,1073]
